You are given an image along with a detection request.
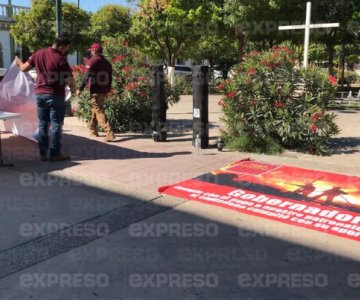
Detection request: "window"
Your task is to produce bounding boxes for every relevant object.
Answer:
[175,66,192,72]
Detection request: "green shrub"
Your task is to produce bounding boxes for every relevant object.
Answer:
[72,37,181,133]
[174,75,192,95]
[225,135,283,154]
[344,70,360,84]
[218,46,340,155]
[333,68,360,84]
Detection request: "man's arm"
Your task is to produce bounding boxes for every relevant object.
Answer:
[76,62,92,96]
[16,57,33,72]
[78,71,90,92]
[108,66,113,91]
[68,76,77,95]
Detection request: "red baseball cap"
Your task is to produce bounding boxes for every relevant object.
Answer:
[88,43,103,51]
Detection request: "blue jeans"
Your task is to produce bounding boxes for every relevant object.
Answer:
[36,94,66,157]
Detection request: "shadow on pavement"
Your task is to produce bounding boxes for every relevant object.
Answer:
[0,168,360,299]
[1,133,192,173]
[334,110,359,114]
[329,137,360,155]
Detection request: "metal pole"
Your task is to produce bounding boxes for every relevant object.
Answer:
[151,66,167,142]
[303,2,311,68]
[56,0,62,36]
[77,0,80,64]
[192,66,209,148]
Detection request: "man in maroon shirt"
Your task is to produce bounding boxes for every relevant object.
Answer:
[16,36,76,161]
[76,43,115,142]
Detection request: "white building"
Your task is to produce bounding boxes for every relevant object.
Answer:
[0,0,29,68]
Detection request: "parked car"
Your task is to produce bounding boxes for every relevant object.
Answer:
[338,78,352,87]
[164,65,193,81]
[175,65,193,81]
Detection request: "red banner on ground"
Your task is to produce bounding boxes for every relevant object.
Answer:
[159,159,360,242]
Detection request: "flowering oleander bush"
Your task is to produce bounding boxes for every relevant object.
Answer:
[217,46,340,155]
[72,37,181,133]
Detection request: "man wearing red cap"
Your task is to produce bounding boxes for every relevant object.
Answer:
[77,43,115,142]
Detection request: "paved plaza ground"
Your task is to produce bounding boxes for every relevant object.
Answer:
[1,95,360,299]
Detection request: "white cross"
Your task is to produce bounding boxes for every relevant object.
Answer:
[278,2,339,68]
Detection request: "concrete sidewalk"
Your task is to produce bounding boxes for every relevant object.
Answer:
[1,95,360,299]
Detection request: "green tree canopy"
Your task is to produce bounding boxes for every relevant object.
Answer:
[183,1,238,72]
[223,0,281,61]
[130,0,217,66]
[90,4,132,40]
[11,0,91,52]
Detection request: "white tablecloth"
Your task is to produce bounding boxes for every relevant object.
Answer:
[0,111,22,121]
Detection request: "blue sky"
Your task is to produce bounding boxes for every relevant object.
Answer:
[2,0,132,12]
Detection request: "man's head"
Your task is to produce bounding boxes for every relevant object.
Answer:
[53,36,71,56]
[88,43,103,56]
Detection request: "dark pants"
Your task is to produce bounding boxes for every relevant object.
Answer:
[36,94,65,157]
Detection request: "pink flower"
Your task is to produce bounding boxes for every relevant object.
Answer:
[313,113,319,122]
[252,99,257,106]
[218,99,228,107]
[125,82,137,90]
[311,124,317,133]
[226,90,237,99]
[272,101,285,108]
[123,66,132,73]
[328,75,337,85]
[217,83,225,91]
[72,65,87,75]
[112,55,126,63]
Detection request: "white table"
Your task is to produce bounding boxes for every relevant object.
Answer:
[0,111,22,167]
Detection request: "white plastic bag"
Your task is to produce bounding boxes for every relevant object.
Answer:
[0,60,72,142]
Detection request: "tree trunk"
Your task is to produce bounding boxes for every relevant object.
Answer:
[222,68,228,80]
[236,31,247,63]
[167,55,176,87]
[340,42,346,88]
[269,40,274,49]
[326,43,335,76]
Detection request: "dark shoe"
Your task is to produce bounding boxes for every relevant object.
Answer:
[40,156,48,162]
[90,130,99,137]
[49,154,71,162]
[104,131,115,142]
